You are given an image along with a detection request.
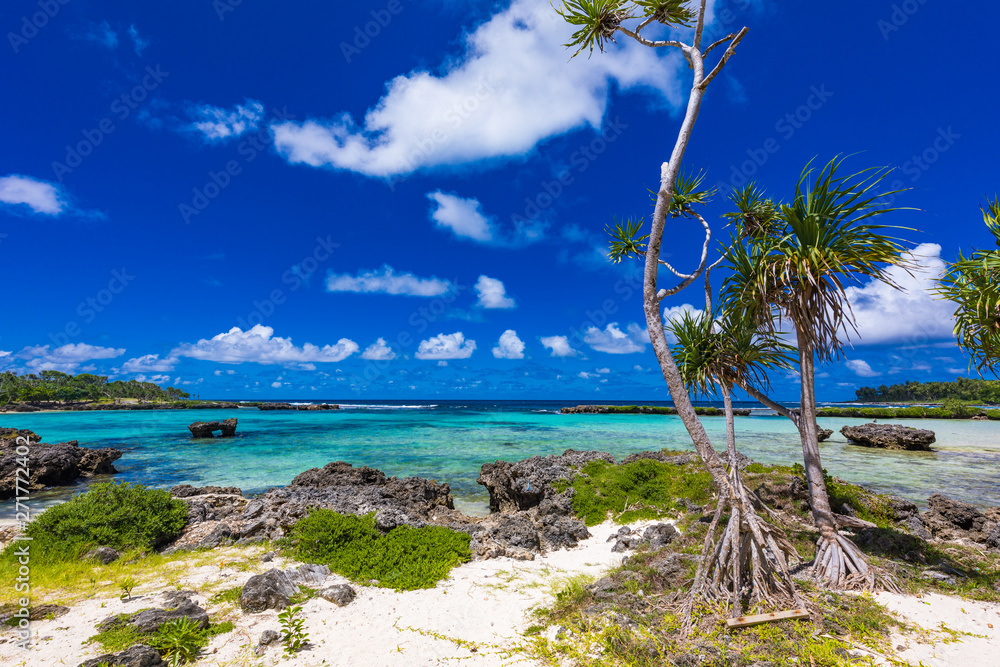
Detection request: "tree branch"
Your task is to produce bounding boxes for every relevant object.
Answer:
[697,27,749,90]
[655,209,712,300]
[694,0,708,51]
[617,26,685,49]
[703,34,736,57]
[738,381,800,429]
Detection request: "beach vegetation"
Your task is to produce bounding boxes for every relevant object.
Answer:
[563,458,713,526]
[86,614,233,660]
[208,586,243,606]
[855,377,1000,404]
[3,481,187,564]
[937,195,1000,375]
[278,604,308,656]
[0,369,189,406]
[281,510,471,590]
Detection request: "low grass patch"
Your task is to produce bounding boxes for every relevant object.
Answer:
[281,510,471,590]
[1,482,187,565]
[86,616,235,656]
[562,458,714,526]
[208,586,242,606]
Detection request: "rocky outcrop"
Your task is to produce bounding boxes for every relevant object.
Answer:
[296,404,339,410]
[0,428,122,500]
[240,569,298,612]
[257,402,295,410]
[477,449,615,513]
[98,596,209,635]
[85,546,121,564]
[319,584,356,606]
[915,493,1000,548]
[188,418,238,438]
[817,428,834,442]
[840,423,936,451]
[79,645,163,667]
[608,523,679,552]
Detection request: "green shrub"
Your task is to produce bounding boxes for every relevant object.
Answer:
[152,617,207,665]
[7,482,187,563]
[282,511,470,590]
[924,407,952,418]
[984,409,1000,420]
[566,458,714,526]
[278,604,308,656]
[941,398,976,418]
[894,407,926,418]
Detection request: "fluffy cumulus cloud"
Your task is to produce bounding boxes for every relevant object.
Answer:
[845,359,881,378]
[475,275,515,309]
[415,332,476,360]
[0,175,65,215]
[172,325,358,364]
[584,323,649,354]
[492,330,525,359]
[270,0,685,178]
[842,243,956,346]
[185,100,265,142]
[427,192,493,242]
[663,303,705,325]
[119,354,178,373]
[326,265,452,297]
[362,338,397,361]
[427,192,545,246]
[16,343,124,373]
[540,335,578,357]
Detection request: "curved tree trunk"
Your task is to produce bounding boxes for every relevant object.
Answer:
[796,329,875,589]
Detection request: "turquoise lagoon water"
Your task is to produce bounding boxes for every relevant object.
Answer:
[3,401,999,515]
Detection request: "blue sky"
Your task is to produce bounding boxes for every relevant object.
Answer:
[1,0,997,401]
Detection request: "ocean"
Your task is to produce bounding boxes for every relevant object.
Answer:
[4,399,999,515]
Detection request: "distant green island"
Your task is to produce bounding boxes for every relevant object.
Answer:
[855,378,1000,405]
[0,370,191,406]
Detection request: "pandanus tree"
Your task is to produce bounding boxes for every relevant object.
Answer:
[937,196,1000,375]
[722,158,910,589]
[666,303,803,615]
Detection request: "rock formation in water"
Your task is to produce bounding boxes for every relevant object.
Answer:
[0,428,122,500]
[187,418,238,438]
[840,423,936,450]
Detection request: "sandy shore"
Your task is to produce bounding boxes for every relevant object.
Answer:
[2,520,998,667]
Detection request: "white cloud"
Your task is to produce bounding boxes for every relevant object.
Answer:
[172,325,358,364]
[492,330,525,359]
[584,322,649,354]
[578,371,596,379]
[270,0,683,178]
[271,381,283,388]
[127,25,149,55]
[427,192,493,242]
[595,367,610,374]
[842,243,956,346]
[845,359,881,378]
[16,343,124,373]
[0,175,64,215]
[326,265,452,297]
[427,191,544,246]
[186,100,265,142]
[362,338,397,361]
[416,332,477,360]
[541,335,578,357]
[119,354,178,374]
[475,275,515,309]
[81,21,118,49]
[663,303,705,325]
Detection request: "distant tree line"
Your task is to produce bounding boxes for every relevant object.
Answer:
[855,378,1000,404]
[0,370,190,405]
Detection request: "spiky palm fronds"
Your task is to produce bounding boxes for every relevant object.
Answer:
[607,216,649,263]
[633,0,697,26]
[666,308,794,397]
[722,157,912,361]
[556,0,632,58]
[724,183,782,239]
[937,195,1000,375]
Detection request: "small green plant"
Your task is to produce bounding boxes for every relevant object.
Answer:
[2,481,187,564]
[119,576,137,601]
[153,617,208,666]
[208,586,242,606]
[282,510,471,590]
[278,604,308,656]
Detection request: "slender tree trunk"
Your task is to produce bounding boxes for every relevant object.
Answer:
[795,331,837,537]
